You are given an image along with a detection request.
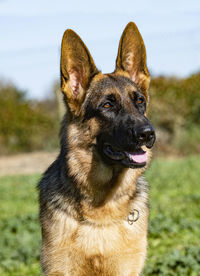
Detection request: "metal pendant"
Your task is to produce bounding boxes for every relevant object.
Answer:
[127,209,140,225]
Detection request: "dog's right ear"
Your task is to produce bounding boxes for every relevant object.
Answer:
[115,22,150,100]
[60,29,99,115]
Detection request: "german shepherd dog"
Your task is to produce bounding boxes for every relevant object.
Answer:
[38,22,156,276]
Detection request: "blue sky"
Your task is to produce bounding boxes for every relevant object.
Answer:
[0,0,200,98]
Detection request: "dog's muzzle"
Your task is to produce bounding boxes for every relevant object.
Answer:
[101,123,156,169]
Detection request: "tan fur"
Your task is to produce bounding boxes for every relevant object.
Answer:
[39,22,153,276]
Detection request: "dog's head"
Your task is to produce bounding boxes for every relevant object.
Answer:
[60,22,155,169]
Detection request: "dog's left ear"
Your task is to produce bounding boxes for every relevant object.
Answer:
[115,22,150,99]
[60,29,99,115]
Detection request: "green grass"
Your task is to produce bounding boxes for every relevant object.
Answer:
[0,175,41,276]
[143,156,200,276]
[0,156,199,275]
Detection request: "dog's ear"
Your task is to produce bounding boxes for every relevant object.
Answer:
[61,29,99,115]
[115,22,150,99]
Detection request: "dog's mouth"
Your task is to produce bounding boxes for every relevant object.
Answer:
[103,143,147,168]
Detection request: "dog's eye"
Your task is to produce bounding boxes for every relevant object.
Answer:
[103,102,112,109]
[137,97,144,105]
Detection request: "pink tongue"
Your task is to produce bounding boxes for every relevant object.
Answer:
[130,152,147,163]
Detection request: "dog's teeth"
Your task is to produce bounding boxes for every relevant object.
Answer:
[141,145,147,152]
[128,153,133,159]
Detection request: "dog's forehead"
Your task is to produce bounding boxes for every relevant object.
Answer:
[90,74,138,97]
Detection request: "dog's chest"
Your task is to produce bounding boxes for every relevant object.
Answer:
[70,202,147,258]
[75,223,122,255]
[63,218,147,275]
[73,220,139,255]
[42,202,148,275]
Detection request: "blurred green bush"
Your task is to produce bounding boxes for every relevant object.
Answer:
[149,72,200,156]
[0,81,59,154]
[0,72,199,155]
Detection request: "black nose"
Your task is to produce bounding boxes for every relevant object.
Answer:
[135,125,156,148]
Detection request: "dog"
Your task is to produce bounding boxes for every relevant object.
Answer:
[38,22,156,276]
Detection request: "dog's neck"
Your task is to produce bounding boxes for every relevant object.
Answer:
[64,153,147,224]
[66,145,143,207]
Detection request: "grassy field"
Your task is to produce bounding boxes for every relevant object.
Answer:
[0,156,199,275]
